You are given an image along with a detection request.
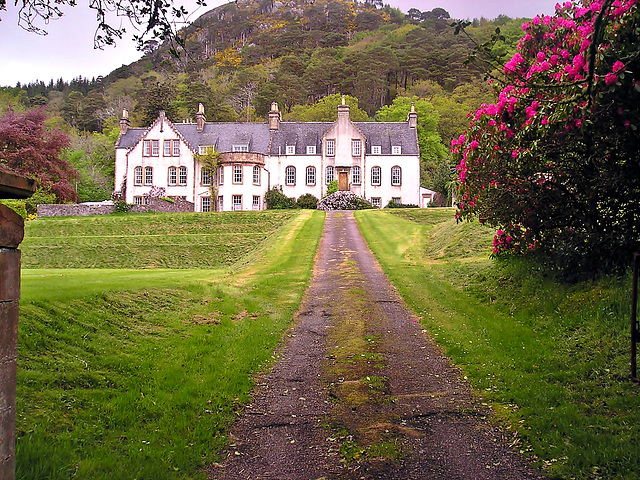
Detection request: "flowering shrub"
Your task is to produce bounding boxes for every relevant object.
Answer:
[453,0,640,278]
[316,191,375,211]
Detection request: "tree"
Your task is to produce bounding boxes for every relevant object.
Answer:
[0,108,77,202]
[1,0,203,50]
[285,94,368,122]
[452,0,640,278]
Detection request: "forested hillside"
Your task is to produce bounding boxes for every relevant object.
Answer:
[0,0,528,202]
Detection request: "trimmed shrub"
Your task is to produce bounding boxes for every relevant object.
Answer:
[113,201,132,213]
[265,187,297,209]
[385,200,419,209]
[296,193,318,209]
[317,191,374,211]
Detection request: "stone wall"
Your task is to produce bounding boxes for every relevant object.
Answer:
[38,203,115,217]
[130,197,194,213]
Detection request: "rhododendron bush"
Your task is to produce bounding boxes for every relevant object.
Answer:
[453,0,640,278]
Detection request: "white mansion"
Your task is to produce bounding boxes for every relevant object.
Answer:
[114,99,434,212]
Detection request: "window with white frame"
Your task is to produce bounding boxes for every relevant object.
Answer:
[392,197,401,204]
[143,140,151,156]
[306,145,316,155]
[201,168,212,186]
[352,139,361,156]
[144,196,150,205]
[164,140,172,156]
[134,166,143,185]
[372,145,381,155]
[392,145,402,155]
[233,195,242,211]
[326,139,335,156]
[202,197,211,212]
[391,166,402,186]
[252,196,260,210]
[253,165,260,185]
[219,166,224,185]
[151,140,159,156]
[352,166,361,185]
[199,145,208,155]
[168,166,177,186]
[179,166,187,186]
[371,197,381,208]
[232,145,249,152]
[144,166,153,185]
[371,166,381,186]
[306,166,316,185]
[233,165,243,184]
[218,196,224,211]
[173,141,180,156]
[285,166,296,185]
[286,145,295,155]
[326,166,335,184]
[134,196,143,205]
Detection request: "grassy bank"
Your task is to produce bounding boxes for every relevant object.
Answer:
[22,210,299,269]
[356,208,639,480]
[16,210,325,480]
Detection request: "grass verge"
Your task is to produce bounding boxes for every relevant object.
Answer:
[16,210,324,480]
[356,208,640,480]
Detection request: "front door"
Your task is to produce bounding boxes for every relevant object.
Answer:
[338,171,349,191]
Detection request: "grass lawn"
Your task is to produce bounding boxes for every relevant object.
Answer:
[356,208,640,480]
[16,210,324,480]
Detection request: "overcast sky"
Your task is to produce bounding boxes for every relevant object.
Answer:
[0,0,560,87]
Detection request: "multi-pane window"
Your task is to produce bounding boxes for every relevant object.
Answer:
[371,197,381,208]
[173,141,180,156]
[179,166,187,186]
[285,166,296,185]
[233,195,242,211]
[286,145,295,155]
[371,166,381,186]
[233,165,243,184]
[392,197,402,204]
[306,145,316,155]
[391,166,402,186]
[164,140,172,156]
[253,165,260,185]
[352,166,361,185]
[201,168,212,186]
[219,166,224,185]
[326,166,335,184]
[392,145,402,155]
[168,166,177,186]
[199,146,208,155]
[143,140,151,156]
[252,196,260,210]
[134,166,143,185]
[352,139,361,156]
[326,139,335,156]
[372,145,381,155]
[202,197,211,212]
[144,166,153,185]
[306,166,316,185]
[218,196,224,211]
[134,196,143,205]
[151,140,159,156]
[232,145,248,152]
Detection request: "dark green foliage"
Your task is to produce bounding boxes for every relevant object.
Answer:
[385,200,418,209]
[326,180,338,197]
[296,193,318,209]
[113,201,132,213]
[265,187,297,210]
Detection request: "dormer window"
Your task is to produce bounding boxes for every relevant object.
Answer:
[232,145,249,152]
[199,146,209,155]
[286,145,296,155]
[372,145,381,155]
[392,145,402,155]
[306,145,316,155]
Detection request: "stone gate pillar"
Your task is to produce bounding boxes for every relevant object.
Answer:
[0,205,25,480]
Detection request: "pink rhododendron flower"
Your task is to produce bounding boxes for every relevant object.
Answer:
[605,72,618,85]
[613,60,625,73]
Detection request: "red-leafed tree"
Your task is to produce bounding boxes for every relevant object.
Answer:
[0,108,78,202]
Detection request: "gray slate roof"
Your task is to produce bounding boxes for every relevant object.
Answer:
[117,120,418,156]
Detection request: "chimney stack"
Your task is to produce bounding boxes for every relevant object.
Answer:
[337,95,350,121]
[196,103,206,132]
[269,102,280,130]
[408,102,418,129]
[119,109,130,135]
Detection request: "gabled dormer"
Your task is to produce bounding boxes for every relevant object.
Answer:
[322,96,366,166]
